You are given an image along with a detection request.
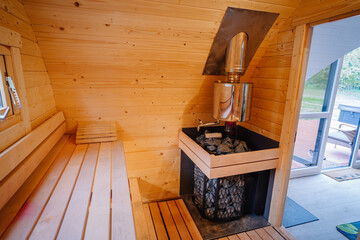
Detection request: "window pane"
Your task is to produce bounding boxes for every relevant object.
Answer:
[300,65,331,113]
[0,57,7,109]
[292,119,324,169]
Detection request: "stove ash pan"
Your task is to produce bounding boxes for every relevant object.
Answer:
[193,165,246,221]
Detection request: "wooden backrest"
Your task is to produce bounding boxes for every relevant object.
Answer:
[0,111,66,210]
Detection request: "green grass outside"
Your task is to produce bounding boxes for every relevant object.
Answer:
[301,88,325,112]
[301,88,360,113]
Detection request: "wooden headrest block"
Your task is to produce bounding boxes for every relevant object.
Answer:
[76,121,118,144]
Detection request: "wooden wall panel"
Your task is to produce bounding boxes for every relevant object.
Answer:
[240,25,295,141]
[0,0,56,129]
[23,0,301,201]
[293,0,360,26]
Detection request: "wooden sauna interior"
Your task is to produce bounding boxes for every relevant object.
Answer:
[0,0,360,239]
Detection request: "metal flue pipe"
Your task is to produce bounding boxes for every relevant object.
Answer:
[225,32,248,76]
[197,32,253,133]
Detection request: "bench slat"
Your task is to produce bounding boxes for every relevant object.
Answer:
[0,111,65,182]
[29,144,87,240]
[0,135,73,239]
[84,142,112,240]
[57,143,100,240]
[0,123,66,210]
[112,141,136,240]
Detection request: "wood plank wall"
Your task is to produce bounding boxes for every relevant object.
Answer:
[22,0,301,201]
[0,0,57,129]
[240,23,295,141]
[293,0,360,26]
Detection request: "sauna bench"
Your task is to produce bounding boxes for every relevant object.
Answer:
[0,136,136,240]
[179,127,280,179]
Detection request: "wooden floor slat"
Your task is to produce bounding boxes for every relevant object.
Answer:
[84,142,112,240]
[143,203,158,240]
[29,144,87,240]
[167,200,192,240]
[57,143,100,240]
[237,232,252,240]
[228,235,240,240]
[158,201,181,240]
[2,136,74,240]
[255,227,273,240]
[149,202,169,240]
[246,230,263,240]
[175,199,202,240]
[263,226,285,240]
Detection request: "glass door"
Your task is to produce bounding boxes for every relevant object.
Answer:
[291,60,342,177]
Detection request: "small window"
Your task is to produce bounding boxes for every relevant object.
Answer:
[0,46,21,120]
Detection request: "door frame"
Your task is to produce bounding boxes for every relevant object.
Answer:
[269,10,360,228]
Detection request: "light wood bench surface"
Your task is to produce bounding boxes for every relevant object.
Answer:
[1,137,135,240]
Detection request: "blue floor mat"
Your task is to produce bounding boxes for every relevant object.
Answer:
[283,197,319,228]
[336,221,360,240]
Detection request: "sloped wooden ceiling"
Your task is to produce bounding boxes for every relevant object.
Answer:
[22,0,300,201]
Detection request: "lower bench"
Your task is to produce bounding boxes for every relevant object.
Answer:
[1,137,135,240]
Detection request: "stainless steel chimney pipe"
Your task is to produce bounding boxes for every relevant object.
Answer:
[225,32,248,75]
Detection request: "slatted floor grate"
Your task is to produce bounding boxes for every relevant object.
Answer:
[144,199,286,240]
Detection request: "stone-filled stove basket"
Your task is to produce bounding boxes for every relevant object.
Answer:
[193,165,246,221]
[179,126,280,179]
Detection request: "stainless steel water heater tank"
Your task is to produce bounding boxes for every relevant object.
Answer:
[213,82,252,122]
